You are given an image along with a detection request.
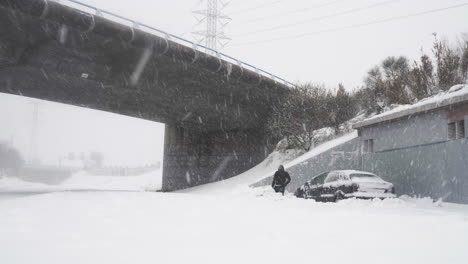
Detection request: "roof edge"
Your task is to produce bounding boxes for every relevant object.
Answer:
[352,92,468,129]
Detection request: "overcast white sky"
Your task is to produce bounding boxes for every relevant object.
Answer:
[77,0,468,89]
[0,93,164,167]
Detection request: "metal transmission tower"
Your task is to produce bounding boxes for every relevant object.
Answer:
[192,0,231,53]
[28,100,40,165]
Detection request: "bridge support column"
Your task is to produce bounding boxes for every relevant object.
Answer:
[162,124,270,191]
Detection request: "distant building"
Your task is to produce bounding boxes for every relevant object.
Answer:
[353,84,468,203]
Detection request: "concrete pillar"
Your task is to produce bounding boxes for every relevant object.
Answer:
[162,124,269,191]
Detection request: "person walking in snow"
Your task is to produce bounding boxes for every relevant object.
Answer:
[271,165,291,195]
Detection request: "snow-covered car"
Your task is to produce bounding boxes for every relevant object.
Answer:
[294,170,395,202]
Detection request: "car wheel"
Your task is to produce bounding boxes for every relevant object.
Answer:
[334,192,345,202]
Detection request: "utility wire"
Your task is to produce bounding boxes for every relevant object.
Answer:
[239,0,348,25]
[232,0,400,37]
[231,2,468,47]
[227,0,283,16]
[227,0,267,8]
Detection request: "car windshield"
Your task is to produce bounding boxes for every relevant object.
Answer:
[309,172,328,185]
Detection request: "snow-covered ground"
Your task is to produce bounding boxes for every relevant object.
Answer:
[1,190,467,264]
[0,169,162,192]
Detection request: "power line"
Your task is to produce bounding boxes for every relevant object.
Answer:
[238,0,348,25]
[231,2,468,47]
[227,0,282,16]
[226,0,266,8]
[232,0,400,37]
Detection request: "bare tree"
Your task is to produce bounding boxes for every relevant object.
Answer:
[344,33,467,120]
[267,84,330,151]
[0,143,24,177]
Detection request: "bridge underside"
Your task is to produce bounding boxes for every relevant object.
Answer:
[0,0,290,191]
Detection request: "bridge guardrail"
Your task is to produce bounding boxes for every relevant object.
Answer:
[49,0,296,87]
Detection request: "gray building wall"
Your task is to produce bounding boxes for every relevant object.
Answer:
[360,106,468,203]
[362,139,468,203]
[360,109,448,152]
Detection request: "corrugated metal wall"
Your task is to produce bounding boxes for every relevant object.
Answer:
[363,139,468,203]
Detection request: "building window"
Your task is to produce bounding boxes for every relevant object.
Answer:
[457,120,465,139]
[363,139,374,153]
[448,120,465,140]
[448,122,456,140]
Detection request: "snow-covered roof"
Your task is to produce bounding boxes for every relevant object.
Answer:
[353,84,468,129]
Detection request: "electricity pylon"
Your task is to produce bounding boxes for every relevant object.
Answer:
[192,0,232,54]
[28,100,40,165]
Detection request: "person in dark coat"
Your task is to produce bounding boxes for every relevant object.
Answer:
[271,165,291,195]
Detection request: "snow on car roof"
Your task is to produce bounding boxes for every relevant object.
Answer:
[353,84,468,128]
[329,170,377,176]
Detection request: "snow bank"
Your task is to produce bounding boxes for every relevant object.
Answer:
[183,131,357,194]
[284,131,357,168]
[0,169,162,192]
[0,177,52,191]
[60,170,162,191]
[181,148,303,194]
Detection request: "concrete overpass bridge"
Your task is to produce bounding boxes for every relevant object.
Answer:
[0,0,295,191]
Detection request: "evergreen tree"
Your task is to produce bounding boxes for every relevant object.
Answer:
[381,56,411,104]
[329,84,356,134]
[460,41,468,82]
[432,35,462,90]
